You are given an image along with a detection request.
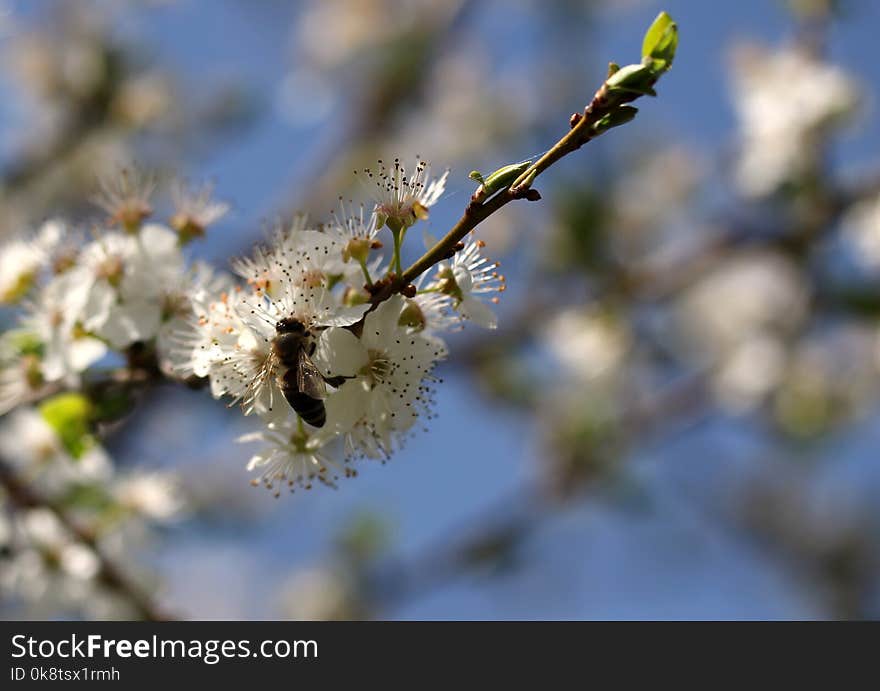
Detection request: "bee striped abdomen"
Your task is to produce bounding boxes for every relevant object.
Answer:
[281,369,326,427]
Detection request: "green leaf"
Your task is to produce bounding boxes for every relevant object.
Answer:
[641,11,678,73]
[592,105,639,134]
[90,385,134,424]
[39,393,94,460]
[59,483,115,512]
[605,63,657,96]
[5,329,43,357]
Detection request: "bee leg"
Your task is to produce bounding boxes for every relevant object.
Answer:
[324,375,350,388]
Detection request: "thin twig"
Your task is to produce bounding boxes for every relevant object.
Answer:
[369,75,639,304]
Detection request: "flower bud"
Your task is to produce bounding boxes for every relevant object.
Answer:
[398,298,426,331]
[436,266,463,301]
[342,286,369,306]
[605,63,657,97]
[171,214,205,244]
[343,237,371,264]
[592,105,639,134]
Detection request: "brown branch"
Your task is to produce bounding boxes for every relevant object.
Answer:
[368,74,644,305]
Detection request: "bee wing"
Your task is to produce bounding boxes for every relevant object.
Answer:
[297,351,328,400]
[242,349,279,415]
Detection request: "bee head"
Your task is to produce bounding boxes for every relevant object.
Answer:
[276,317,306,334]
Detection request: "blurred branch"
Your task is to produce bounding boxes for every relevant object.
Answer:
[569,166,880,307]
[672,467,879,620]
[0,39,123,195]
[369,372,709,613]
[285,0,477,215]
[370,483,541,607]
[0,457,171,621]
[424,171,880,618]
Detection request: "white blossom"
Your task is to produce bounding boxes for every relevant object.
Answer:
[156,260,233,376]
[713,334,787,412]
[239,418,354,496]
[0,506,136,618]
[165,283,247,382]
[327,201,386,283]
[403,291,460,334]
[0,160,472,492]
[99,224,186,348]
[171,215,451,483]
[172,226,374,423]
[0,404,182,615]
[359,157,448,231]
[209,281,369,420]
[776,324,880,433]
[430,238,505,329]
[10,222,189,385]
[314,296,447,459]
[23,509,101,581]
[232,218,355,295]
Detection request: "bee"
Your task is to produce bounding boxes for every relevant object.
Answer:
[263,317,345,428]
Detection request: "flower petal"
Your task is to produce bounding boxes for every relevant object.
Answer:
[313,327,368,377]
[459,295,498,329]
[319,303,370,327]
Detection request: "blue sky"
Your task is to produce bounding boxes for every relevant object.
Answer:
[3,0,880,619]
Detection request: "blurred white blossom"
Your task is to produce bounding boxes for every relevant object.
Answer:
[731,44,859,196]
[544,307,629,384]
[0,410,182,618]
[775,324,880,434]
[678,251,807,357]
[842,193,880,269]
[678,251,809,410]
[0,220,61,303]
[23,269,108,385]
[0,408,110,494]
[169,181,229,241]
[112,471,184,521]
[292,0,451,73]
[714,334,787,411]
[277,565,357,620]
[611,147,702,262]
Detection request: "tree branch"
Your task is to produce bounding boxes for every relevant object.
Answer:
[369,73,648,304]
